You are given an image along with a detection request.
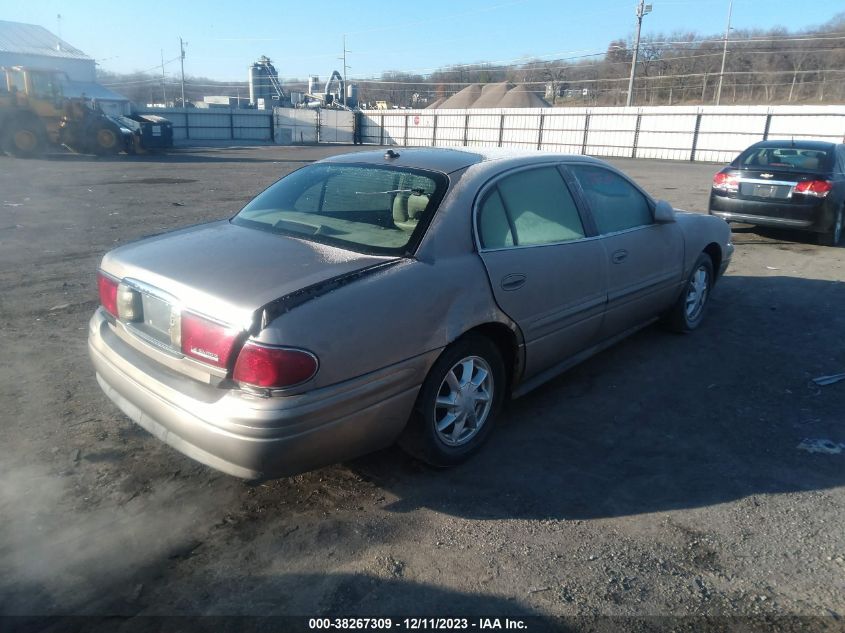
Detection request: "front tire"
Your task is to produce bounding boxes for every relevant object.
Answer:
[87,121,122,155]
[664,252,714,333]
[398,334,505,467]
[818,208,843,247]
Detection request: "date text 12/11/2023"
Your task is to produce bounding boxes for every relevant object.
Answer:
[307,618,528,630]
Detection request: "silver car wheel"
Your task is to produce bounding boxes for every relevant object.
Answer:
[434,355,494,447]
[685,265,710,322]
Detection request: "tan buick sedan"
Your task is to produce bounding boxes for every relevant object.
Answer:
[89,148,733,479]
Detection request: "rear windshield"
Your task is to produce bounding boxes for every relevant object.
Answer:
[232,163,448,256]
[733,145,833,172]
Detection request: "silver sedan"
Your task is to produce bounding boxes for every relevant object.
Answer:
[89,148,733,479]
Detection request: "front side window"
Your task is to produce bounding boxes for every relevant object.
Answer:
[232,163,447,256]
[29,72,59,99]
[478,166,584,248]
[570,165,653,234]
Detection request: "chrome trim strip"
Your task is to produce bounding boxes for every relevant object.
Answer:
[739,178,796,187]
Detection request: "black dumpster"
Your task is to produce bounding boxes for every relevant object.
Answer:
[110,113,174,152]
[131,114,173,150]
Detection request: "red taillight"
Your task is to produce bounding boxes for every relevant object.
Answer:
[180,312,241,369]
[713,172,739,192]
[794,179,832,198]
[233,342,318,389]
[97,271,119,317]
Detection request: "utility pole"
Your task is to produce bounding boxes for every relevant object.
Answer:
[626,1,651,107]
[716,0,733,106]
[179,37,187,108]
[339,35,350,106]
[161,49,167,105]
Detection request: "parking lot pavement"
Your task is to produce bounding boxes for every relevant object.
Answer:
[1,146,843,622]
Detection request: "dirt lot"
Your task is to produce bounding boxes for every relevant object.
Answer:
[1,146,844,629]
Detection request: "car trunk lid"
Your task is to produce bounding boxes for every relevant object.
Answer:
[99,220,397,376]
[724,168,832,204]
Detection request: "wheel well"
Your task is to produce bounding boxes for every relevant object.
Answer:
[464,322,519,393]
[703,242,722,278]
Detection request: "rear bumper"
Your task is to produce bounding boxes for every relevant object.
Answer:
[89,309,435,479]
[708,193,830,232]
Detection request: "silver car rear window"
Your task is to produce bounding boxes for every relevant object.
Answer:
[232,163,448,256]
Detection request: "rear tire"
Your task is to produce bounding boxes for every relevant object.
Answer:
[664,252,714,333]
[818,208,843,247]
[1,117,46,158]
[398,333,505,467]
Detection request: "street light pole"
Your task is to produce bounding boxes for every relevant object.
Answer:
[715,0,733,106]
[626,1,651,107]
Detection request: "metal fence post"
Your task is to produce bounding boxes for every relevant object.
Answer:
[498,114,505,148]
[184,109,190,140]
[537,112,545,150]
[690,113,703,162]
[432,114,438,147]
[403,115,409,146]
[581,113,590,155]
[632,113,642,158]
[379,114,385,146]
[763,113,772,141]
[230,110,235,140]
[463,114,470,147]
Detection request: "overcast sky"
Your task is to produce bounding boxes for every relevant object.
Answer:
[5,0,844,83]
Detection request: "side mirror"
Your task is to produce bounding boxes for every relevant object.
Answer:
[654,200,676,223]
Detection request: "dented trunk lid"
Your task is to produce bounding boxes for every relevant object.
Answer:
[101,219,397,332]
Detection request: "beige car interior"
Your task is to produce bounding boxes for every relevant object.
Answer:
[393,192,430,231]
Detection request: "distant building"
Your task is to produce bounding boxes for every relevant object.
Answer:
[0,19,130,115]
[198,95,251,109]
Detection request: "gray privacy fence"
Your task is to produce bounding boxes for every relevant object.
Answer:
[358,105,845,163]
[133,105,845,162]
[134,108,273,142]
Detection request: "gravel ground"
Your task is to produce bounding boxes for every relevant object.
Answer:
[0,146,843,630]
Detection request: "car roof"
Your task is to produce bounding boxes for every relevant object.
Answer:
[322,147,609,174]
[750,140,838,151]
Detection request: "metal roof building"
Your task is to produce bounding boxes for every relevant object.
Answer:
[0,20,95,82]
[0,20,130,114]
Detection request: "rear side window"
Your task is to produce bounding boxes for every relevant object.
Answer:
[478,166,584,248]
[478,189,514,249]
[570,165,653,234]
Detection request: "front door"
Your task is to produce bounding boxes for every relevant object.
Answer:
[567,164,684,337]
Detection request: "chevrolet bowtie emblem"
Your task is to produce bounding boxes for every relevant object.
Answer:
[760,173,774,178]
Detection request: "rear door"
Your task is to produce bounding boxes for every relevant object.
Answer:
[476,165,607,378]
[567,164,684,338]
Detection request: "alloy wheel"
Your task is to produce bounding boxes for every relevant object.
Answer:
[433,355,494,447]
[685,265,710,322]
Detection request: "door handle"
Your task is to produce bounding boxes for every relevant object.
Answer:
[501,273,526,291]
[611,249,628,264]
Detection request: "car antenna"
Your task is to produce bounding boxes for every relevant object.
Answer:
[384,149,400,159]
